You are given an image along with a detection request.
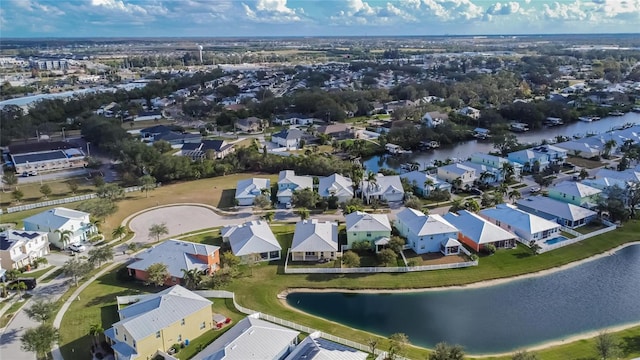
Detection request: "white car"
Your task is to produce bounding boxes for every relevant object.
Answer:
[530,186,541,193]
[69,243,86,252]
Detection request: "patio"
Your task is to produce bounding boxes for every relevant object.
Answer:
[403,249,470,266]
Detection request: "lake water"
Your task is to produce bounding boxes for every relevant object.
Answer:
[286,244,640,354]
[363,112,640,173]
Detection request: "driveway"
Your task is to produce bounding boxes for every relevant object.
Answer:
[128,205,258,244]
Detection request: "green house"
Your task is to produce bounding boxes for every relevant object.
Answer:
[345,211,392,251]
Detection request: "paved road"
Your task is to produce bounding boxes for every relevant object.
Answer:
[0,273,70,360]
[16,168,90,185]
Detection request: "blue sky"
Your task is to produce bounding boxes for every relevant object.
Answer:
[1,0,639,38]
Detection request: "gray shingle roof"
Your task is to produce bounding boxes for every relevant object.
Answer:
[396,208,458,236]
[443,210,515,245]
[235,178,271,199]
[291,220,338,253]
[345,211,391,233]
[516,196,597,222]
[221,221,281,256]
[285,332,368,360]
[127,239,220,278]
[480,204,560,234]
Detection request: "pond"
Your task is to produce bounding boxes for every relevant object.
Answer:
[286,244,640,354]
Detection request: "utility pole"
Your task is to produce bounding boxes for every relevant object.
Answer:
[62,127,66,141]
[86,142,91,157]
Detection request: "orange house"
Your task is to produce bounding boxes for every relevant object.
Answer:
[443,210,517,253]
[127,240,220,286]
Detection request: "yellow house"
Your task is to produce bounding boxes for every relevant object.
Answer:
[105,285,213,360]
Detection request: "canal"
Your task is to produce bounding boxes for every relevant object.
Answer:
[363,112,640,173]
[286,244,640,354]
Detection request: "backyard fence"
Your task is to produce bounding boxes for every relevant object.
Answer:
[284,260,478,274]
[5,185,152,214]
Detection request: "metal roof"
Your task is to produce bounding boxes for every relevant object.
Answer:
[12,150,68,165]
[516,196,597,222]
[318,173,353,198]
[443,210,515,245]
[235,178,270,199]
[221,221,281,256]
[345,211,391,233]
[396,208,458,236]
[127,239,219,278]
[551,181,601,198]
[291,220,338,253]
[23,207,89,230]
[480,204,560,234]
[285,332,368,360]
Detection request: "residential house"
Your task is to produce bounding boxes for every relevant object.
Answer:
[360,174,405,203]
[316,123,352,140]
[133,110,163,122]
[104,285,214,360]
[548,181,602,208]
[140,125,202,146]
[290,219,339,261]
[235,178,271,206]
[284,332,368,360]
[508,145,567,172]
[23,207,97,249]
[400,171,452,197]
[457,106,480,119]
[192,314,299,360]
[594,168,640,183]
[273,114,316,126]
[127,240,220,286]
[437,163,477,188]
[582,177,630,192]
[180,140,235,160]
[395,208,460,255]
[235,117,263,132]
[271,129,305,149]
[479,204,561,243]
[469,153,522,181]
[555,141,602,158]
[516,196,598,228]
[0,230,50,270]
[318,174,354,203]
[443,210,516,252]
[221,221,282,262]
[422,111,448,128]
[277,170,313,205]
[345,211,391,251]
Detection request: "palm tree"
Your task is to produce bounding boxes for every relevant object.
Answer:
[262,211,275,223]
[55,229,74,249]
[603,139,617,158]
[497,182,509,196]
[449,198,465,213]
[501,162,515,183]
[452,177,463,191]
[508,189,521,203]
[424,178,435,196]
[148,223,169,243]
[111,225,128,241]
[88,323,104,346]
[9,281,27,298]
[479,171,494,184]
[180,268,203,290]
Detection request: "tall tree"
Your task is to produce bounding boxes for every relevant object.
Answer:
[9,281,27,298]
[39,184,52,199]
[88,323,104,346]
[145,263,169,287]
[377,248,397,267]
[96,183,124,201]
[594,331,618,360]
[253,194,271,209]
[55,229,74,249]
[88,246,114,267]
[429,342,466,360]
[388,333,409,360]
[148,223,169,243]
[296,208,310,220]
[138,174,156,198]
[20,324,60,360]
[111,225,128,240]
[12,189,24,203]
[24,300,56,324]
[508,189,521,203]
[2,171,18,191]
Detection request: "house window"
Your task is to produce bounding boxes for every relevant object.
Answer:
[366,232,372,237]
[156,331,161,338]
[181,318,185,326]
[200,322,206,330]
[133,341,136,349]
[124,335,127,342]
[305,252,315,256]
[496,220,501,226]
[330,252,334,257]
[172,277,177,283]
[115,329,118,335]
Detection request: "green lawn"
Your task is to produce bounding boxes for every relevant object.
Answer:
[17,266,53,280]
[0,299,27,328]
[40,268,64,283]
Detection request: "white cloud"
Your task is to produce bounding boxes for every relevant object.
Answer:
[421,0,484,21]
[593,0,640,19]
[90,0,147,14]
[486,2,521,15]
[242,0,303,23]
[330,0,418,25]
[542,1,589,21]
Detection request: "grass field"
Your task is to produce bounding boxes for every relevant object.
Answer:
[0,178,95,208]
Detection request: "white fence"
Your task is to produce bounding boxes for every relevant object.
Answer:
[285,260,477,274]
[539,223,618,253]
[5,185,148,214]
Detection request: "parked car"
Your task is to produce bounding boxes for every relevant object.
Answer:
[7,277,37,290]
[69,243,86,252]
[21,171,38,177]
[530,186,541,193]
[470,188,484,195]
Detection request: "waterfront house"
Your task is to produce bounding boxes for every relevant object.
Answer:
[437,163,477,188]
[277,170,313,205]
[548,181,601,208]
[221,221,282,262]
[507,149,549,171]
[457,106,481,119]
[192,314,299,360]
[442,210,516,252]
[555,140,602,158]
[400,171,452,197]
[235,178,271,206]
[479,204,561,243]
[395,208,459,255]
[127,240,220,286]
[469,153,522,180]
[23,207,97,249]
[271,128,305,149]
[345,211,392,251]
[318,173,353,203]
[104,285,213,360]
[285,332,368,360]
[290,219,339,262]
[180,140,235,160]
[360,174,404,204]
[317,123,352,140]
[0,230,50,270]
[516,196,597,228]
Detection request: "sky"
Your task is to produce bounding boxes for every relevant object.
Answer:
[1,0,639,38]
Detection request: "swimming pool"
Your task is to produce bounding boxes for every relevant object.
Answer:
[545,236,569,245]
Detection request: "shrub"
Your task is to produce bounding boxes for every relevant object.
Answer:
[483,244,497,255]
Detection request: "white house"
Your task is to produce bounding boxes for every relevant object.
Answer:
[290,219,339,262]
[400,171,452,197]
[221,221,282,262]
[193,314,299,360]
[360,174,404,203]
[395,208,460,255]
[437,163,477,188]
[285,332,368,360]
[0,230,50,270]
[277,170,313,205]
[271,129,305,149]
[23,207,97,249]
[422,111,448,127]
[516,196,598,228]
[318,173,353,203]
[235,178,271,206]
[479,204,561,243]
[457,106,480,119]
